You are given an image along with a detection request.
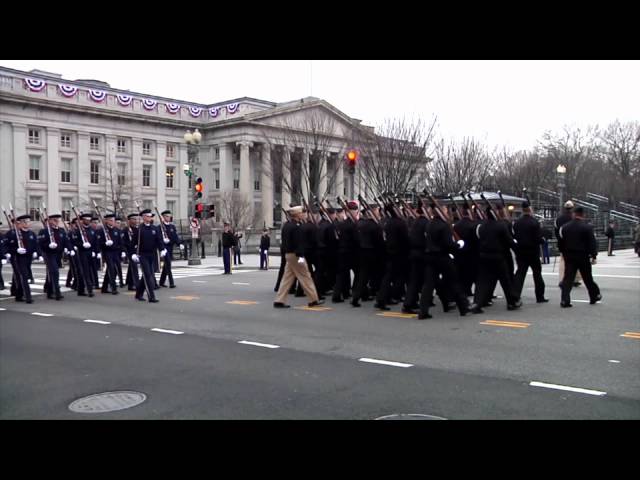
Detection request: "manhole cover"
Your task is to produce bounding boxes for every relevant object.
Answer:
[375,414,447,420]
[69,391,147,413]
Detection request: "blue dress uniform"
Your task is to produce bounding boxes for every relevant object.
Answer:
[122,214,140,291]
[159,210,183,288]
[91,219,102,287]
[38,215,72,300]
[99,214,124,295]
[6,215,39,303]
[115,218,125,287]
[134,210,166,302]
[71,214,98,297]
[0,231,7,290]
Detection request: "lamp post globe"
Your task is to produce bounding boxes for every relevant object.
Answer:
[192,129,202,144]
[184,130,193,144]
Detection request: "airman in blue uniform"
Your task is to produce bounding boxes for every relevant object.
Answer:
[99,213,125,295]
[38,213,73,300]
[133,209,166,303]
[158,210,184,288]
[6,214,40,303]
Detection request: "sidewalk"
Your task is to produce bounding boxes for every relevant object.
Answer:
[172,253,281,270]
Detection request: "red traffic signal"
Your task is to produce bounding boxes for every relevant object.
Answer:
[346,150,358,165]
[196,203,204,212]
[194,177,203,198]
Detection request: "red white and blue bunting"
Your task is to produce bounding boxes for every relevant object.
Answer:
[209,107,219,118]
[89,89,107,102]
[143,99,158,111]
[189,106,202,117]
[226,103,239,114]
[166,103,180,114]
[25,78,46,92]
[117,94,132,106]
[59,84,78,97]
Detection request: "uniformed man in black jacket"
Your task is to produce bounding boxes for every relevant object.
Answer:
[605,221,616,256]
[418,205,469,319]
[133,209,167,302]
[122,213,140,291]
[158,210,185,288]
[453,205,478,297]
[222,222,235,274]
[99,213,125,295]
[555,200,581,287]
[375,204,410,310]
[38,213,73,300]
[513,202,548,303]
[351,207,384,307]
[471,207,522,313]
[332,203,359,303]
[558,207,602,307]
[71,213,99,298]
[296,208,320,297]
[315,208,337,293]
[0,231,7,290]
[259,229,271,270]
[402,206,429,313]
[6,214,39,303]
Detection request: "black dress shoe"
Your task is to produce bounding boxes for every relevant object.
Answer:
[469,304,484,314]
[273,302,290,308]
[26,299,34,304]
[374,304,390,311]
[308,300,324,307]
[332,298,344,303]
[149,298,159,303]
[417,312,432,320]
[159,284,167,288]
[135,296,145,301]
[351,301,361,307]
[560,302,573,308]
[55,295,63,300]
[88,292,94,298]
[401,307,417,314]
[169,285,176,288]
[573,282,581,287]
[112,290,119,295]
[128,287,136,291]
[590,294,602,304]
[78,292,88,296]
[537,298,550,303]
[507,300,522,311]
[459,306,470,316]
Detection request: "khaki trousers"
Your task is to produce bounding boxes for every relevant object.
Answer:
[559,254,582,284]
[275,253,319,304]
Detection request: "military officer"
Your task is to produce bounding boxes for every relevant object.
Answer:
[38,213,73,300]
[158,210,184,288]
[133,209,166,302]
[123,213,140,291]
[6,214,40,303]
[99,213,125,295]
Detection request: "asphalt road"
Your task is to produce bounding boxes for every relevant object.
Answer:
[1,249,638,419]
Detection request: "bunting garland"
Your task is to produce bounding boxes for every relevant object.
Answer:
[166,103,180,114]
[59,84,78,97]
[89,89,107,102]
[25,78,46,92]
[189,106,202,117]
[209,107,219,118]
[143,99,158,111]
[117,94,132,106]
[226,103,239,114]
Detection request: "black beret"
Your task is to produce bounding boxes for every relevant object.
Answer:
[574,206,585,215]
[161,210,171,216]
[127,213,138,219]
[16,214,31,221]
[522,201,530,209]
[80,213,92,219]
[48,214,62,219]
[140,209,154,216]
[104,213,116,219]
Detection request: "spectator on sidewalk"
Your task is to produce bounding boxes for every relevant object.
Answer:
[222,222,234,274]
[605,221,616,256]
[259,229,270,270]
[233,230,243,265]
[634,223,640,257]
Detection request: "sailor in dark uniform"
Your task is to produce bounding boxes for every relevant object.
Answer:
[71,213,98,297]
[513,202,548,303]
[133,209,166,302]
[99,213,125,295]
[123,213,140,291]
[0,230,7,290]
[6,214,39,303]
[38,213,73,300]
[159,210,184,288]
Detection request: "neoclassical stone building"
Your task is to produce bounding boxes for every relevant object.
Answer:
[0,66,371,226]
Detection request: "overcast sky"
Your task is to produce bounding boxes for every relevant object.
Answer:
[1,60,638,151]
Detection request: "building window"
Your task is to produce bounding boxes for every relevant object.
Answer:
[60,134,71,148]
[28,129,40,145]
[29,155,40,181]
[142,200,153,210]
[166,144,175,158]
[233,168,240,190]
[143,141,152,156]
[61,198,73,222]
[61,158,72,183]
[117,138,127,153]
[166,200,176,215]
[90,135,100,151]
[29,196,43,220]
[143,165,152,187]
[117,163,126,186]
[166,167,175,188]
[214,168,220,190]
[90,161,100,184]
[215,147,220,160]
[254,175,261,191]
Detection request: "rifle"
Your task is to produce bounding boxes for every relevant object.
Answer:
[425,191,461,241]
[457,191,473,220]
[133,200,153,300]
[522,187,532,204]
[92,200,112,243]
[41,203,54,245]
[448,193,463,221]
[281,207,291,222]
[118,201,134,241]
[302,197,318,226]
[413,190,433,221]
[357,194,380,224]
[154,205,171,243]
[480,193,499,220]
[396,195,417,219]
[497,190,512,221]
[466,192,486,221]
[70,202,90,245]
[336,196,358,223]
[2,204,24,249]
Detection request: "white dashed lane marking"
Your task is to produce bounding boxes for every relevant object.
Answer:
[150,328,184,335]
[84,319,111,325]
[31,312,54,317]
[529,381,607,396]
[359,358,413,368]
[232,282,251,285]
[238,340,280,349]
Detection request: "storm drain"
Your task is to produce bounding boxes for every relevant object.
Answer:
[375,414,447,420]
[69,391,147,413]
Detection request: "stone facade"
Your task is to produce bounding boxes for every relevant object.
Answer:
[0,66,370,226]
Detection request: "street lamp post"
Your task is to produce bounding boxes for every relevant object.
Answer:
[184,129,202,266]
[556,164,567,211]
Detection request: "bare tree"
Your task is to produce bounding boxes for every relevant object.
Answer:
[219,191,254,231]
[425,136,496,194]
[354,116,436,195]
[596,120,640,201]
[261,104,349,203]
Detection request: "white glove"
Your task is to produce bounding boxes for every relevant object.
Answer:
[513,239,518,244]
[74,246,78,251]
[69,250,76,257]
[33,252,38,259]
[179,244,185,251]
[105,240,114,247]
[121,252,126,259]
[456,239,465,249]
[97,253,102,260]
[163,238,170,244]
[1,259,6,265]
[297,257,305,264]
[91,252,96,258]
[64,248,69,254]
[131,254,140,263]
[49,242,58,249]
[160,249,167,258]
[38,256,44,262]
[4,253,10,259]
[83,242,91,249]
[17,248,27,255]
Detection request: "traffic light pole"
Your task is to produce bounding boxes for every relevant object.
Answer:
[187,143,201,266]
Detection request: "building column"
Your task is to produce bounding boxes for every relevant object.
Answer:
[219,142,233,193]
[46,128,61,212]
[336,158,344,200]
[261,145,273,228]
[301,148,309,202]
[318,151,328,201]
[156,141,167,209]
[281,146,291,221]
[11,123,27,211]
[77,132,89,208]
[0,122,16,211]
[237,141,253,195]
[131,138,143,202]
[105,135,118,211]
[178,144,188,220]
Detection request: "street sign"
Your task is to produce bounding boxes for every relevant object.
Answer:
[190,217,200,238]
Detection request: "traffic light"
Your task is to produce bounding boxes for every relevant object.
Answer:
[208,204,215,218]
[346,149,358,174]
[194,177,203,199]
[195,203,204,218]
